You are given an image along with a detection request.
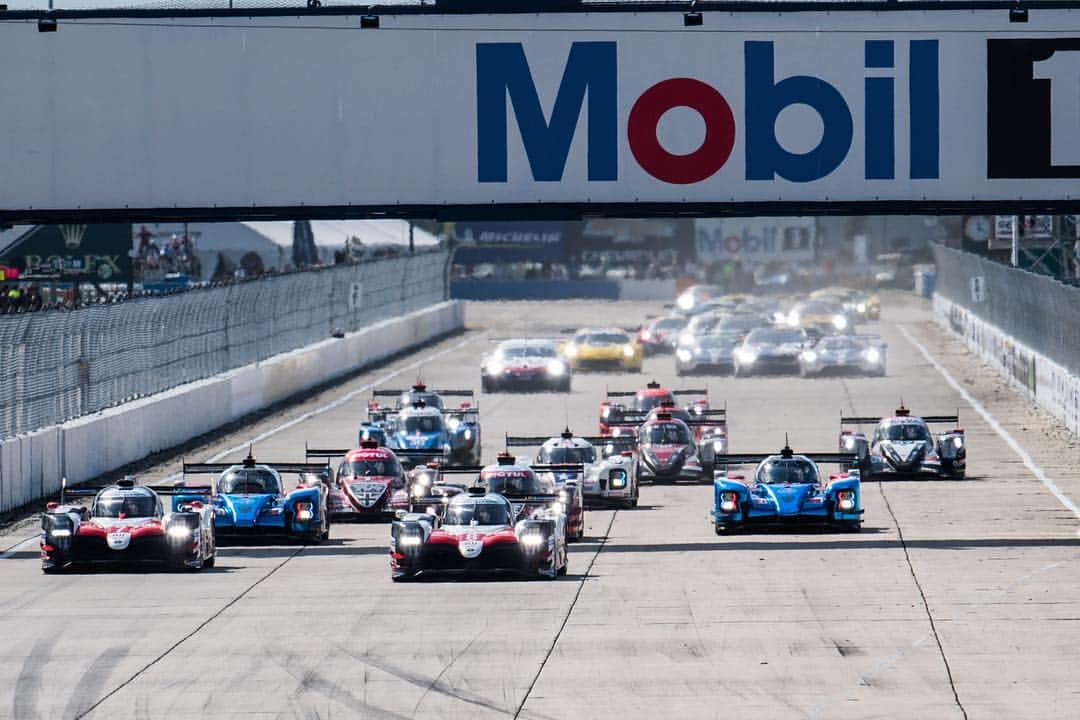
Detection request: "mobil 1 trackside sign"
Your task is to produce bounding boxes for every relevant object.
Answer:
[1,8,1079,221]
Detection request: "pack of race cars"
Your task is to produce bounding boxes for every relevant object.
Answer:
[38,287,970,580]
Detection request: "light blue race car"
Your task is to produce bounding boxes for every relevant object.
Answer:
[174,453,330,543]
[711,445,862,535]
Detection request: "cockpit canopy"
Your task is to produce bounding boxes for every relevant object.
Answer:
[403,415,443,434]
[755,458,819,485]
[218,468,281,495]
[643,422,691,445]
[444,498,513,527]
[480,469,552,495]
[399,391,443,410]
[635,391,674,412]
[93,488,160,518]
[882,421,930,441]
[538,445,595,464]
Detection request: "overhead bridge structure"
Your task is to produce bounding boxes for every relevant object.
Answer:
[2,1,1080,222]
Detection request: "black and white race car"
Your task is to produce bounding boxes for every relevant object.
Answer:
[839,406,966,479]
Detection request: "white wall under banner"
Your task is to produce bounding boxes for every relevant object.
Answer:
[3,10,1080,217]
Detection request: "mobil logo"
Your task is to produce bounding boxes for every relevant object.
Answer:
[476,40,939,185]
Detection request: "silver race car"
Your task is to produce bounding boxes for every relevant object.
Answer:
[505,429,639,509]
[839,406,966,479]
[799,334,887,377]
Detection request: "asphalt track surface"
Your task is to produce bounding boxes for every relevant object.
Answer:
[1,293,1078,720]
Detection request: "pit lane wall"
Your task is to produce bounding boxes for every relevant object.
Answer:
[450,278,675,300]
[0,301,464,513]
[928,248,1080,433]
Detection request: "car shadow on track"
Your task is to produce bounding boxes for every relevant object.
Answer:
[600,536,1080,553]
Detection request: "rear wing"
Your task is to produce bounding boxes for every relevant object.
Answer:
[373,389,474,398]
[603,411,650,425]
[718,453,859,466]
[182,461,328,475]
[146,484,214,495]
[305,445,348,460]
[840,413,958,425]
[503,434,635,448]
[530,463,586,474]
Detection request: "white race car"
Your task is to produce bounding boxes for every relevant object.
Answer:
[506,429,639,509]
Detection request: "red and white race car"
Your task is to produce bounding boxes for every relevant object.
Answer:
[633,411,710,484]
[40,477,217,573]
[599,382,727,455]
[306,441,412,519]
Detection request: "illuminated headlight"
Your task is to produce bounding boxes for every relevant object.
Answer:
[677,294,694,310]
[622,345,635,358]
[720,491,739,513]
[676,348,693,362]
[712,438,726,453]
[550,501,565,515]
[843,435,857,450]
[641,330,653,341]
[952,436,964,449]
[167,525,193,539]
[604,443,615,456]
[447,417,461,431]
[463,429,473,441]
[519,531,546,548]
[546,359,566,376]
[296,503,314,522]
[612,427,624,438]
[837,490,856,512]
[832,314,848,330]
[865,348,881,364]
[487,361,504,375]
[735,348,758,364]
[558,490,569,503]
[609,470,627,489]
[856,303,867,313]
[443,443,451,452]
[563,344,578,358]
[802,350,818,363]
[411,484,427,498]
[601,406,612,419]
[399,534,422,547]
[50,528,72,537]
[678,332,694,347]
[788,312,801,326]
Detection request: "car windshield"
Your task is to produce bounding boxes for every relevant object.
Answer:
[698,333,738,349]
[544,446,596,464]
[800,301,840,314]
[655,318,685,330]
[687,314,720,333]
[747,328,805,344]
[404,415,443,433]
[718,317,762,333]
[501,345,556,358]
[884,423,930,441]
[645,423,690,444]
[444,502,512,526]
[218,469,281,495]
[483,472,550,495]
[93,490,157,518]
[401,392,442,410]
[579,332,628,345]
[635,392,674,411]
[757,459,818,485]
[820,337,863,351]
[343,458,401,477]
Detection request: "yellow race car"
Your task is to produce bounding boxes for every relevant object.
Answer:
[561,328,643,372]
[787,300,851,333]
[810,286,881,321]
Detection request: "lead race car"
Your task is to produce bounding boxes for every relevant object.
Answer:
[505,429,638,509]
[481,338,571,392]
[176,453,330,542]
[305,441,428,519]
[711,445,863,534]
[390,456,569,581]
[40,477,217,572]
[840,406,966,479]
[369,384,481,466]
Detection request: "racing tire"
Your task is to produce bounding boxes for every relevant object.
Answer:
[558,378,571,393]
[713,524,736,536]
[42,564,65,575]
[205,554,216,568]
[481,378,494,393]
[734,366,747,378]
[392,572,417,583]
[842,522,863,533]
[557,563,568,577]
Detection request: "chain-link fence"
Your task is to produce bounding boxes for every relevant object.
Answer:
[932,243,1080,376]
[0,249,449,440]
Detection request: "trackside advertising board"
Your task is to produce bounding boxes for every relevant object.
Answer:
[2,10,1080,220]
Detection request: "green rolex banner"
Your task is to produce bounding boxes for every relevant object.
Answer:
[0,224,132,283]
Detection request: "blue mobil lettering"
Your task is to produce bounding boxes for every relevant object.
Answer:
[476,40,939,184]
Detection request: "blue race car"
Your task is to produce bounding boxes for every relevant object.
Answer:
[711,445,862,535]
[382,401,481,466]
[175,453,330,543]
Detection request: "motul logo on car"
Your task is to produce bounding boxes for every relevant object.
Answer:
[477,40,939,185]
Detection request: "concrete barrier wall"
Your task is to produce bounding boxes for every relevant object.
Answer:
[0,301,464,511]
[450,278,675,301]
[934,294,1080,435]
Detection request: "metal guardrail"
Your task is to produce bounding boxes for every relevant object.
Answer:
[932,243,1080,376]
[0,250,450,440]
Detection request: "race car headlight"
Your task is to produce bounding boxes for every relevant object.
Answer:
[952,436,964,449]
[832,314,848,330]
[486,360,504,375]
[550,501,565,515]
[609,470,627,489]
[720,491,739,513]
[446,417,461,431]
[678,332,694,347]
[399,533,422,547]
[865,348,881,364]
[787,311,801,326]
[546,359,566,376]
[519,531,546,548]
[843,435,857,451]
[463,429,473,441]
[856,302,867,313]
[411,484,427,498]
[622,345,635,358]
[49,528,72,538]
[735,348,758,364]
[836,490,856,512]
[167,525,193,539]
[677,294,694,310]
[712,438,726,453]
[801,350,818,363]
[295,502,314,522]
[676,348,693,362]
[558,490,569,503]
[611,427,624,438]
[563,344,578,358]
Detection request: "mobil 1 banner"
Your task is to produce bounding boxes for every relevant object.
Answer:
[2,11,1080,217]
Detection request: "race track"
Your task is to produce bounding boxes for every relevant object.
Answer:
[1,293,1078,720]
